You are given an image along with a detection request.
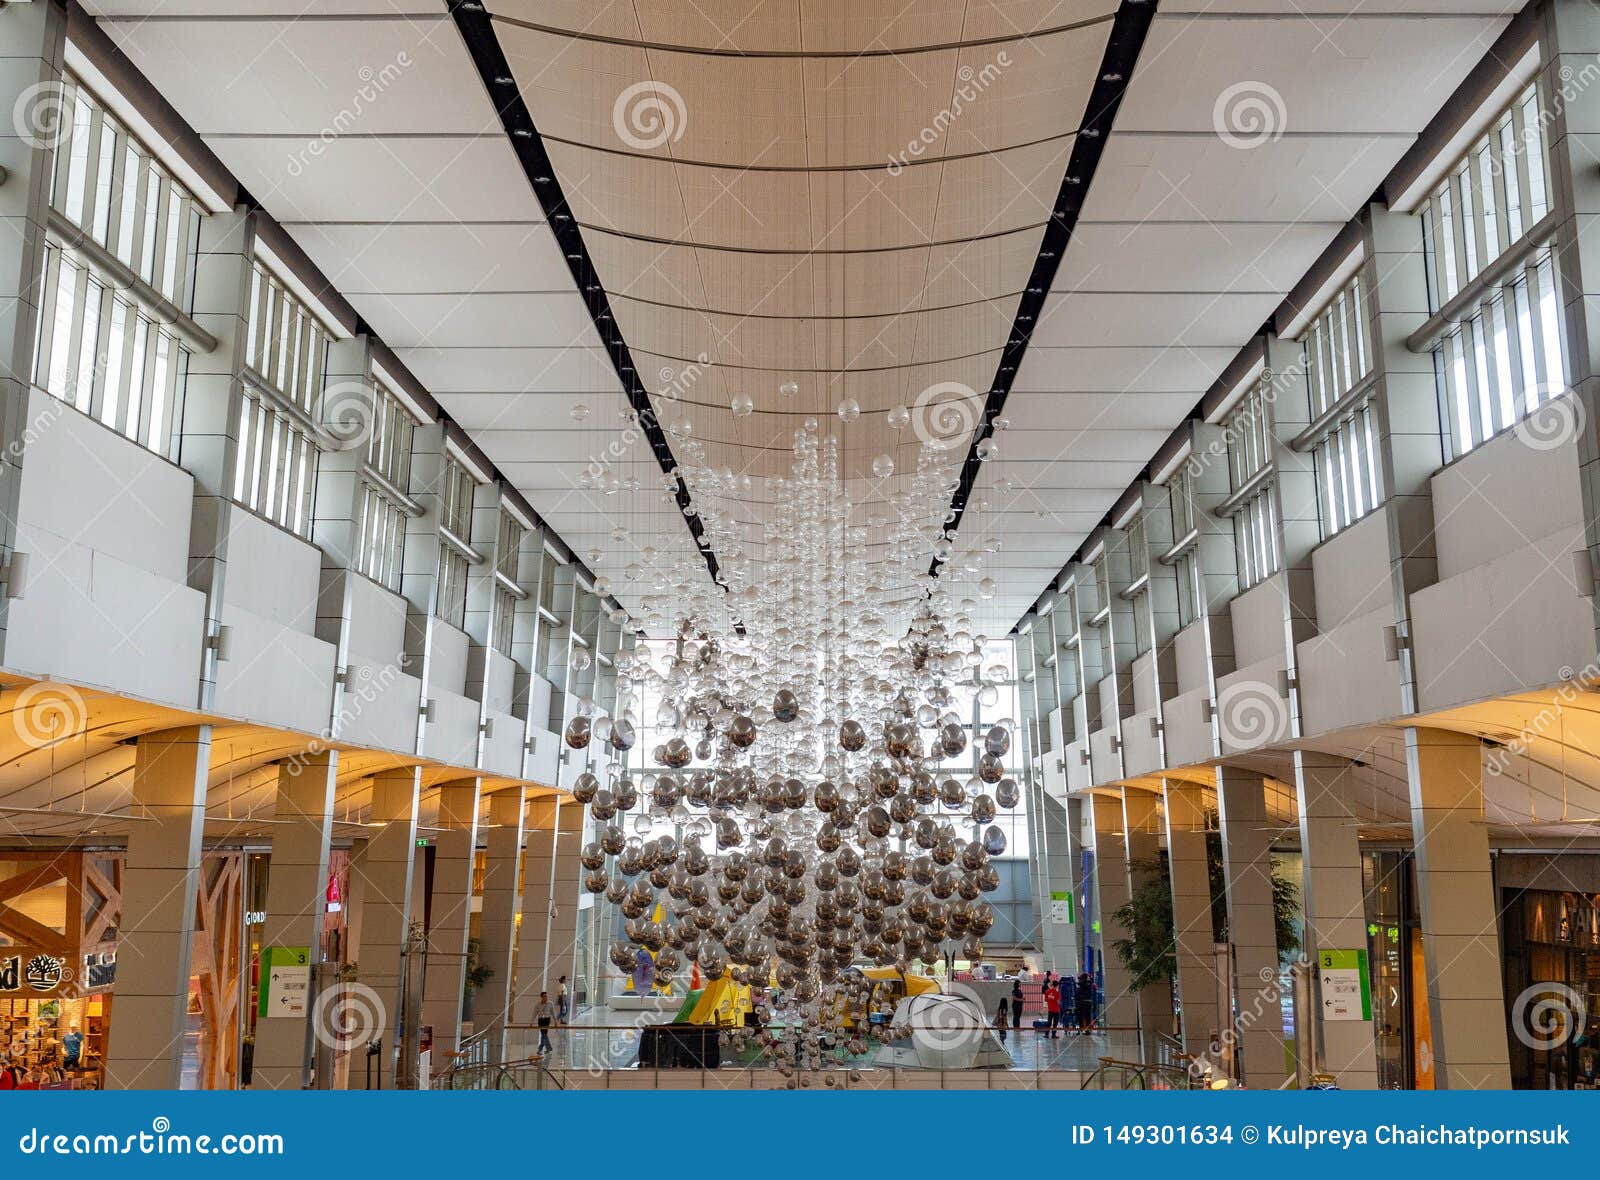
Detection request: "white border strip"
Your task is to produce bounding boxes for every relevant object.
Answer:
[445,436,494,485]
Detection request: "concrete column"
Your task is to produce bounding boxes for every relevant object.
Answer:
[105,727,212,1090]
[1122,788,1174,1053]
[1087,791,1139,1033]
[514,796,582,1020]
[1543,0,1600,650]
[1215,764,1292,1087]
[1035,787,1081,974]
[1404,727,1511,1088]
[476,786,525,1056]
[1294,752,1380,1088]
[1163,780,1222,1056]
[1363,204,1441,712]
[1264,334,1318,738]
[183,206,254,709]
[251,754,338,1090]
[420,778,482,1059]
[0,0,65,656]
[350,768,420,1089]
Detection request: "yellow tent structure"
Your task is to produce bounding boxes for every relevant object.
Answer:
[675,975,754,1027]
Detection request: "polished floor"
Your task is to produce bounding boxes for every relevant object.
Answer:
[501,1005,1138,1074]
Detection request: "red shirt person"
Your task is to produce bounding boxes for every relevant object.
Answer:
[1043,982,1062,1038]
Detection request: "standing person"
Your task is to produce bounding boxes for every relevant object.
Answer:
[556,975,570,1023]
[1058,970,1078,1031]
[994,998,1010,1043]
[533,991,556,1056]
[1075,971,1095,1032]
[1010,977,1025,1033]
[1043,980,1061,1038]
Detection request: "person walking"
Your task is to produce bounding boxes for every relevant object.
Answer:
[1075,971,1095,1032]
[556,975,569,1023]
[994,997,1010,1044]
[1043,980,1061,1038]
[533,991,556,1056]
[1010,977,1024,1034]
[1058,970,1078,1031]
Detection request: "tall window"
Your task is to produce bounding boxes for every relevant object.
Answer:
[234,260,328,535]
[1224,379,1280,589]
[434,455,476,628]
[1163,469,1203,628]
[1125,516,1151,656]
[537,547,565,684]
[33,74,201,459]
[1423,82,1567,457]
[1302,272,1381,536]
[491,510,526,657]
[1421,84,1550,309]
[353,379,417,591]
[1435,247,1566,456]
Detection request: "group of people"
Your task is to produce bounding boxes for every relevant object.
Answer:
[994,970,1096,1041]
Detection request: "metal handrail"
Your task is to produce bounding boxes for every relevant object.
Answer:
[1080,1055,1203,1091]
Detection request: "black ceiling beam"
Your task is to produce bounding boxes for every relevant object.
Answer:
[929,0,1159,579]
[448,0,725,590]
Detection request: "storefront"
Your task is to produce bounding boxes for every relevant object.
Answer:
[0,852,121,1087]
[1498,852,1600,1090]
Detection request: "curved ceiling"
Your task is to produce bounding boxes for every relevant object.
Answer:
[88,0,1514,635]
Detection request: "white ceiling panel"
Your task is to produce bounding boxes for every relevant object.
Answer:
[286,223,567,295]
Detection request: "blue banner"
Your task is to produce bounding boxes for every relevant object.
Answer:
[0,1091,1586,1173]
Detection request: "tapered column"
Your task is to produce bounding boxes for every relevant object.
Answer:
[0,0,66,658]
[350,768,420,1089]
[251,754,338,1089]
[513,796,581,1021]
[1404,727,1510,1088]
[476,786,525,1056]
[1122,788,1174,1054]
[105,727,212,1089]
[1295,752,1379,1088]
[1164,780,1222,1056]
[1087,792,1139,1032]
[420,779,482,1059]
[1215,765,1292,1087]
[1036,789,1081,974]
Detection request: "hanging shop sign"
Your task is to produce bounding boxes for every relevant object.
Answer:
[1318,948,1372,1022]
[0,953,67,994]
[258,947,311,1019]
[82,950,115,993]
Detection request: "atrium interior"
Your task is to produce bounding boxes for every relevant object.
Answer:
[0,0,1593,1093]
